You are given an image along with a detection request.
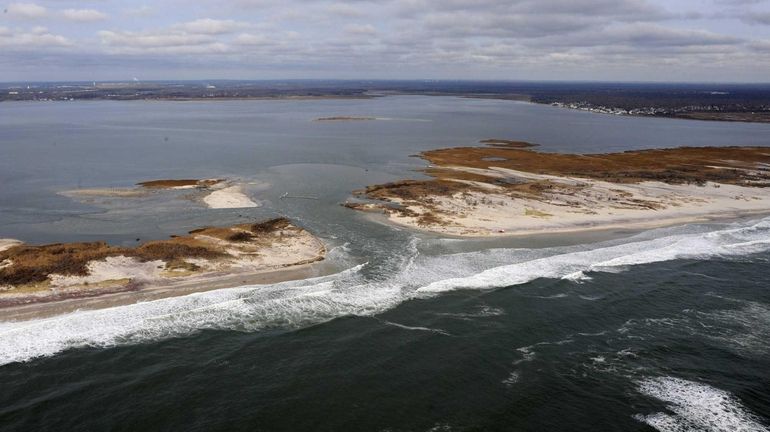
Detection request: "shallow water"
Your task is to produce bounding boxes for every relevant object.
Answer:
[1,97,770,431]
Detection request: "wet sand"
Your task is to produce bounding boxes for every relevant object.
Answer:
[0,261,328,322]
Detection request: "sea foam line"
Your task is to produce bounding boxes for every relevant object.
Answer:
[417,218,770,293]
[634,376,770,432]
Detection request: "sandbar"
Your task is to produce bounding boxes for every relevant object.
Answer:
[202,185,259,209]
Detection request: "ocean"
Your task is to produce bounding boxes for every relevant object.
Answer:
[1,96,769,431]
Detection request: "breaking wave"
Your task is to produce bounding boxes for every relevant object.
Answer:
[1,216,769,366]
[635,376,769,432]
[418,218,770,293]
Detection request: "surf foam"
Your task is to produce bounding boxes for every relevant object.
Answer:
[418,218,770,293]
[1,217,770,366]
[635,376,769,432]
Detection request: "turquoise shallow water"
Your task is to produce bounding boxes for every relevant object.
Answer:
[1,97,770,431]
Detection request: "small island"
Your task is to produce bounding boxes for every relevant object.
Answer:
[0,218,325,317]
[346,140,770,236]
[63,178,259,209]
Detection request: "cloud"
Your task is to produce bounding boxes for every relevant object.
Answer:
[171,18,248,35]
[0,26,71,48]
[61,9,108,22]
[98,30,215,49]
[97,19,252,55]
[741,11,770,24]
[605,23,742,47]
[124,6,154,18]
[2,0,770,81]
[326,3,366,18]
[344,24,377,36]
[233,32,270,45]
[750,39,770,51]
[5,2,47,19]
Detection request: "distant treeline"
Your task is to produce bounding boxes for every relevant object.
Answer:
[2,80,770,114]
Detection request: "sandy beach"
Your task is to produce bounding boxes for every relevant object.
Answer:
[348,142,770,237]
[202,185,259,209]
[0,218,325,319]
[0,261,326,322]
[367,175,770,237]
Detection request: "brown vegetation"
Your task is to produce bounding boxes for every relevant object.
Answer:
[251,217,291,233]
[361,179,473,201]
[674,112,770,123]
[348,143,770,225]
[419,144,770,186]
[0,217,294,287]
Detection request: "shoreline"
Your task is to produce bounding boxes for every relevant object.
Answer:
[4,94,767,124]
[361,205,770,240]
[0,260,328,322]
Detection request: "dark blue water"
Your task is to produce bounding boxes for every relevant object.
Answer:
[1,97,770,431]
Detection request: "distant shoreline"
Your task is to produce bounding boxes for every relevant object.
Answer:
[4,95,766,124]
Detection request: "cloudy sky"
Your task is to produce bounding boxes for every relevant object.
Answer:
[1,0,769,82]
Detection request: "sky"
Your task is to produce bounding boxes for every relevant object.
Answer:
[1,0,769,82]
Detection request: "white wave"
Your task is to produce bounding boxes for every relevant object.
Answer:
[617,297,770,356]
[502,370,520,387]
[379,320,450,336]
[513,346,537,365]
[635,376,769,432]
[417,217,770,293]
[1,216,769,366]
[0,266,397,366]
[563,270,592,282]
[528,293,569,299]
[435,305,505,319]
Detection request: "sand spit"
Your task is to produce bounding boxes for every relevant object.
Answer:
[137,178,224,189]
[347,142,770,237]
[61,188,149,198]
[0,218,325,314]
[202,185,259,209]
[315,116,378,121]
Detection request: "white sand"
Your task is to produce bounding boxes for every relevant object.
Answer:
[377,167,770,237]
[0,239,22,252]
[203,185,259,209]
[50,256,166,287]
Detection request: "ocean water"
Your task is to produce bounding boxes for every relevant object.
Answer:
[1,96,770,431]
